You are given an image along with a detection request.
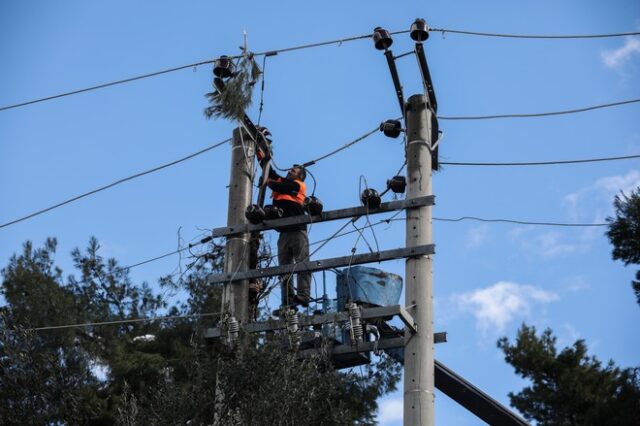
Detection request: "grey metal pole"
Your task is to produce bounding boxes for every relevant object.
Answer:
[222,127,255,322]
[404,94,434,426]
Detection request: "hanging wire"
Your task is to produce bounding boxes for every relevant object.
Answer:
[440,154,640,167]
[19,311,223,333]
[438,98,640,121]
[358,175,380,253]
[256,55,268,126]
[0,138,231,229]
[0,30,410,112]
[430,27,640,39]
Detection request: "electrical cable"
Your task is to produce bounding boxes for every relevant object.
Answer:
[0,30,409,112]
[125,212,608,275]
[430,27,640,39]
[358,175,380,253]
[120,236,214,273]
[20,311,223,333]
[438,98,640,120]
[256,55,268,127]
[0,138,230,229]
[302,126,380,167]
[440,154,640,167]
[434,216,607,227]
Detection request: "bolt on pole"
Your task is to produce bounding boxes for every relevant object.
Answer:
[222,128,255,322]
[404,94,435,426]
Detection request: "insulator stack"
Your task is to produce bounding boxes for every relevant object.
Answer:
[227,316,240,343]
[286,311,300,334]
[348,303,364,343]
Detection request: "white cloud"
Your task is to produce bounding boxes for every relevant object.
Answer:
[508,227,586,259]
[535,231,583,257]
[564,170,640,222]
[378,397,403,425]
[453,282,558,333]
[601,37,640,69]
[466,225,489,249]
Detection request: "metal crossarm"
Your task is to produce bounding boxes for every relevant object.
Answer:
[207,244,435,284]
[211,196,435,237]
[203,305,442,338]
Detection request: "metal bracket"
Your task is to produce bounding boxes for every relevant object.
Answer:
[384,50,405,116]
[211,195,435,238]
[207,244,435,284]
[414,43,438,113]
[398,306,418,334]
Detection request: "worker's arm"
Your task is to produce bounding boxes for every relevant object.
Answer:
[268,177,300,196]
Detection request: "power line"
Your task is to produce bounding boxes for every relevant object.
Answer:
[119,247,189,272]
[302,126,380,167]
[431,27,640,39]
[0,138,230,230]
[434,216,607,227]
[438,98,640,120]
[0,61,215,112]
[441,154,640,167]
[0,30,408,113]
[22,311,222,332]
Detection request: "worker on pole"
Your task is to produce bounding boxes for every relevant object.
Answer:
[262,163,311,312]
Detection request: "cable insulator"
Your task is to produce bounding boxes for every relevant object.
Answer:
[348,303,364,343]
[410,18,430,42]
[227,316,240,342]
[286,311,299,334]
[304,196,324,216]
[213,55,235,78]
[263,204,283,220]
[360,188,382,209]
[373,27,393,50]
[245,204,266,224]
[380,119,403,138]
[387,175,406,194]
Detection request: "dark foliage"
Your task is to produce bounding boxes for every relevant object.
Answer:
[498,324,640,426]
[606,187,640,305]
[1,238,401,425]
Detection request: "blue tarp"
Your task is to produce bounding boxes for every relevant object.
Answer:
[336,266,403,310]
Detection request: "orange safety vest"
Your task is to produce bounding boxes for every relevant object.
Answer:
[271,178,306,205]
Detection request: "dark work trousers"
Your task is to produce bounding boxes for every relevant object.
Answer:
[278,229,311,306]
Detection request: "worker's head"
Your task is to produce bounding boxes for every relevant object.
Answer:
[287,165,306,181]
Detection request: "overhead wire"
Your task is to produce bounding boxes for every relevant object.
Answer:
[430,27,640,39]
[20,311,223,333]
[438,98,640,120]
[17,211,607,332]
[440,154,640,167]
[302,126,380,167]
[434,216,607,227]
[0,30,408,112]
[0,138,230,229]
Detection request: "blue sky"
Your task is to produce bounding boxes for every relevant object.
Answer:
[1,1,639,425]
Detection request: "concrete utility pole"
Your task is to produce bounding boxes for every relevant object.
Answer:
[222,127,255,322]
[404,94,434,426]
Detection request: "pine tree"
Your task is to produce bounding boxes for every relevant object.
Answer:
[1,238,401,425]
[498,324,640,426]
[606,187,640,306]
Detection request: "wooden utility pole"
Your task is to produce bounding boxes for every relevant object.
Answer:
[222,128,255,322]
[404,94,434,426]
